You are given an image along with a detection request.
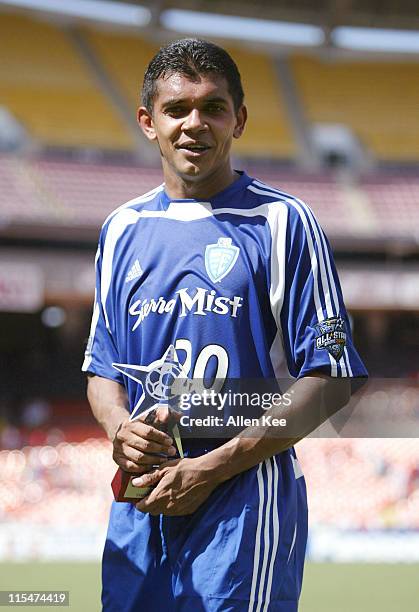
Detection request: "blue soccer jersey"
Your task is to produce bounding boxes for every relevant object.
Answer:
[83,171,367,611]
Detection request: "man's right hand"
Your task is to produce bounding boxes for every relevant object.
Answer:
[112,416,177,474]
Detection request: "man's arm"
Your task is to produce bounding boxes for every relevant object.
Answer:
[86,375,177,474]
[87,375,130,441]
[134,373,350,515]
[202,373,350,483]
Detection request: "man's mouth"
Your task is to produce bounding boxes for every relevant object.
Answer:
[176,142,211,155]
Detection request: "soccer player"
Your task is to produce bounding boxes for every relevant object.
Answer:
[83,39,367,611]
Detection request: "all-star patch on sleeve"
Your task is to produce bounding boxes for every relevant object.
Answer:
[279,200,367,379]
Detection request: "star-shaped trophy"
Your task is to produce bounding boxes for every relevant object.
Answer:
[111,345,189,502]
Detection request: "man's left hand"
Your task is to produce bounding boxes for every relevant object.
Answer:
[133,457,219,516]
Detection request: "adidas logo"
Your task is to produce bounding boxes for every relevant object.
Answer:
[125,259,143,283]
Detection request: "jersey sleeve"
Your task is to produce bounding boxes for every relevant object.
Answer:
[81,237,124,384]
[279,204,367,379]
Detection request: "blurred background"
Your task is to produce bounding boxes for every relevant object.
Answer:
[0,0,418,610]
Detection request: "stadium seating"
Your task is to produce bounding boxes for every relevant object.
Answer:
[1,436,419,530]
[32,157,162,226]
[360,173,419,236]
[84,27,158,112]
[291,55,419,161]
[0,155,353,233]
[227,47,296,159]
[0,440,113,525]
[0,13,134,150]
[3,11,418,163]
[298,438,419,529]
[0,14,296,159]
[2,10,419,164]
[1,154,418,239]
[0,154,162,227]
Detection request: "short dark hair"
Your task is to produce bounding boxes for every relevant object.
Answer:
[141,38,244,113]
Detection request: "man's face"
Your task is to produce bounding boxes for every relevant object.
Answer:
[138,72,246,185]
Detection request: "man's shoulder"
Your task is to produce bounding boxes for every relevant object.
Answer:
[101,183,164,230]
[246,176,311,219]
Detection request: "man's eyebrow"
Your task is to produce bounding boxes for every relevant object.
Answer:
[161,96,229,108]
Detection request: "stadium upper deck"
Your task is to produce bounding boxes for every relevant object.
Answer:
[292,55,419,162]
[1,11,419,163]
[0,13,136,151]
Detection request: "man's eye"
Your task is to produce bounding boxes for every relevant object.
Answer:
[166,107,186,117]
[206,104,224,113]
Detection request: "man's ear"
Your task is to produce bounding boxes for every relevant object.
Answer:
[138,106,156,142]
[233,104,247,139]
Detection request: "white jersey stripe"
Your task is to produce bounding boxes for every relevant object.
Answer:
[252,179,335,316]
[266,204,289,326]
[255,459,273,612]
[316,225,340,314]
[290,195,348,375]
[254,182,335,307]
[248,463,266,612]
[101,209,139,330]
[247,185,324,324]
[262,457,280,612]
[250,181,343,376]
[344,346,353,377]
[291,454,304,479]
[81,294,99,371]
[252,180,350,375]
[287,523,298,564]
[82,246,101,371]
[103,184,164,226]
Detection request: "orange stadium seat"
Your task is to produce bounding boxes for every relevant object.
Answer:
[0,13,135,150]
[291,55,419,161]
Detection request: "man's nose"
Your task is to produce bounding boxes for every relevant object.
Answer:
[182,108,206,131]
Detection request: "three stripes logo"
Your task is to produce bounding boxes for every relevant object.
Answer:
[125,259,143,283]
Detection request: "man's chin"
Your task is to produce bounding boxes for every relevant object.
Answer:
[177,162,208,181]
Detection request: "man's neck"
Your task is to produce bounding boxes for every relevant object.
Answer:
[163,164,239,201]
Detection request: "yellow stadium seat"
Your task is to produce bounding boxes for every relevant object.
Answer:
[0,13,135,150]
[292,55,419,161]
[84,27,158,113]
[227,46,296,159]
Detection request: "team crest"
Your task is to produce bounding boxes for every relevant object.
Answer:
[315,316,347,361]
[205,237,240,283]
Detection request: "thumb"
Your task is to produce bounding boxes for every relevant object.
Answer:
[131,470,163,488]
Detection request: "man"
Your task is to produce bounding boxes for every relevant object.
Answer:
[83,39,367,611]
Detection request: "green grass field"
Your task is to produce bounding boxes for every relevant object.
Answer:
[0,562,418,611]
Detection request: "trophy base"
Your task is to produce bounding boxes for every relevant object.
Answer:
[112,468,153,503]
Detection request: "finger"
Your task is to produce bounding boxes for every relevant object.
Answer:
[135,490,159,513]
[128,437,177,456]
[131,469,164,489]
[114,446,168,467]
[157,458,181,470]
[114,460,146,474]
[115,426,174,456]
[153,405,171,426]
[130,422,173,446]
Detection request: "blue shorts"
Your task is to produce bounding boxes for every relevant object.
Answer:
[102,450,308,612]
